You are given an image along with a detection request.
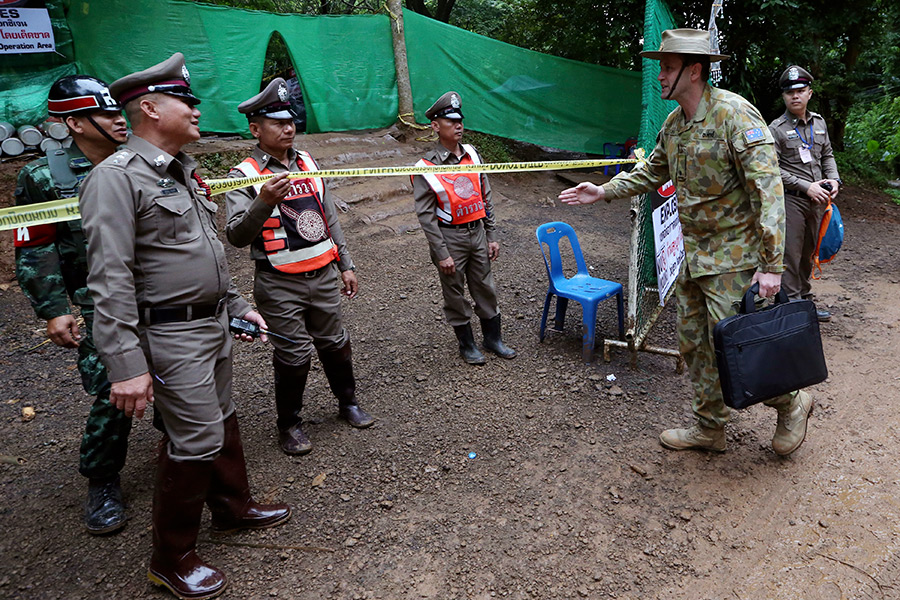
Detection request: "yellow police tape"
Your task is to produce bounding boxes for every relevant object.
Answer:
[0,155,643,232]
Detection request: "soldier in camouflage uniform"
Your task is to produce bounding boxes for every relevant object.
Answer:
[560,29,814,456]
[14,75,132,533]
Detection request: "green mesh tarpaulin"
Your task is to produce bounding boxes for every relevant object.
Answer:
[404,9,642,155]
[638,0,679,152]
[0,1,76,126]
[65,0,398,134]
[621,0,680,360]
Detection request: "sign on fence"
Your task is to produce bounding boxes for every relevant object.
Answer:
[0,7,55,54]
[650,180,684,305]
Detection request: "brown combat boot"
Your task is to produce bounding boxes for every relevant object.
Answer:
[659,424,726,452]
[772,390,814,456]
[207,414,292,533]
[318,341,375,428]
[273,355,312,455]
[147,448,226,600]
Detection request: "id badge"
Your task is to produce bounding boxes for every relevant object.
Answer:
[799,146,812,164]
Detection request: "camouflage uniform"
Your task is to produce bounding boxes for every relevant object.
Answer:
[14,146,131,479]
[603,84,795,428]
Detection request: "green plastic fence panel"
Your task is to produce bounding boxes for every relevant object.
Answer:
[633,0,679,339]
[65,0,397,133]
[638,0,679,153]
[403,9,642,155]
[0,0,76,126]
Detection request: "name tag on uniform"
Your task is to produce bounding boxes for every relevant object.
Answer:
[799,146,812,164]
[815,130,826,136]
[786,130,799,140]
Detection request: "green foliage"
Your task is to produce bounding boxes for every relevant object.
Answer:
[885,188,900,206]
[463,131,514,163]
[840,95,900,183]
[195,150,248,177]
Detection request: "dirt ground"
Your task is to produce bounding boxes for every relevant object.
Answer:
[1,129,899,600]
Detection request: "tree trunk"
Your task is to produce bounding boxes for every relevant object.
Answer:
[389,0,416,125]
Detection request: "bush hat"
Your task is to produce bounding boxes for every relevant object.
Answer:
[640,28,730,62]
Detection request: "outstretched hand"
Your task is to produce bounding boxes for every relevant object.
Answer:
[558,182,607,205]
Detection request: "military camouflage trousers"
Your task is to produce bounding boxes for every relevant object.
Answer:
[78,309,132,480]
[676,269,795,429]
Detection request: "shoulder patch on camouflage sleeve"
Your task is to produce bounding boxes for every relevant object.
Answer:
[743,128,766,144]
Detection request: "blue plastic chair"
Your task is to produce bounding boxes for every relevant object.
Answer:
[536,222,625,363]
[602,142,625,176]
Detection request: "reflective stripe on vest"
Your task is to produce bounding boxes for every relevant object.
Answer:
[414,143,486,225]
[235,152,338,274]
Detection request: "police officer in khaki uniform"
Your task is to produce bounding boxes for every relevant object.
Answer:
[560,29,813,456]
[768,65,840,322]
[79,53,290,600]
[412,91,516,365]
[224,78,373,457]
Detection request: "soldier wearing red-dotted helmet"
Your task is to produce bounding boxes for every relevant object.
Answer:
[14,74,131,537]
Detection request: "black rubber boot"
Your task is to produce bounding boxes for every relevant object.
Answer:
[453,323,486,365]
[319,341,375,428]
[481,315,517,359]
[273,355,312,455]
[84,474,127,535]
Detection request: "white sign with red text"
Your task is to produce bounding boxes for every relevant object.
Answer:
[651,180,684,305]
[0,7,55,54]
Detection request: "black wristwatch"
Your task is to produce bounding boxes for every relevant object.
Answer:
[834,178,843,188]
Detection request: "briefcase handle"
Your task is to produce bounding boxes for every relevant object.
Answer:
[740,282,790,314]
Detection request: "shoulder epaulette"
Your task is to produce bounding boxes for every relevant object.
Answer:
[108,148,136,167]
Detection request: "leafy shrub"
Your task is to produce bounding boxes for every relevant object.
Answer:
[463,131,515,163]
[840,95,900,183]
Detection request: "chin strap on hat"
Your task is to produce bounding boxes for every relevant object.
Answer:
[86,114,122,146]
[666,63,688,100]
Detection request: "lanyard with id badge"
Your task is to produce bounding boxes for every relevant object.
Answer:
[795,121,813,164]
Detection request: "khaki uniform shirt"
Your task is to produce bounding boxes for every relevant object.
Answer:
[79,135,251,382]
[604,84,785,278]
[412,142,496,261]
[223,146,354,271]
[768,110,839,196]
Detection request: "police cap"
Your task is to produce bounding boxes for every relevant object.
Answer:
[425,91,464,121]
[110,52,200,107]
[780,65,813,91]
[238,78,296,120]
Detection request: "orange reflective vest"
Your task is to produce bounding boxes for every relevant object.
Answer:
[414,144,486,225]
[235,152,339,274]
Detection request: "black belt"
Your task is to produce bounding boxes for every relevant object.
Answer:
[438,219,482,230]
[138,298,226,326]
[255,259,333,278]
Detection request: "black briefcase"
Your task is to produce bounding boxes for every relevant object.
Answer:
[714,283,828,409]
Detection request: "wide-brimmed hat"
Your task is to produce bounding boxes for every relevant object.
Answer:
[640,28,730,62]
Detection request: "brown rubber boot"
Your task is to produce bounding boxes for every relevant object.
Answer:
[207,414,292,534]
[659,424,726,452]
[318,341,375,428]
[273,355,312,455]
[147,447,226,600]
[772,390,814,456]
